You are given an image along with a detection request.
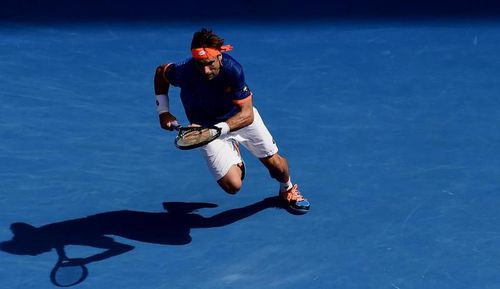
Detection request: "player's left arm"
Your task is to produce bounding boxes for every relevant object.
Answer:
[225,95,254,132]
[213,61,254,135]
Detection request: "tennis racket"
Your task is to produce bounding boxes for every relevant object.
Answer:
[50,249,88,287]
[173,124,221,150]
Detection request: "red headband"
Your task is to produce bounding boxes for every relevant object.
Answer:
[191,45,233,59]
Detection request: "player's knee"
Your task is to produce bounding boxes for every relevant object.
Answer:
[218,177,242,195]
[222,181,242,195]
[217,165,244,194]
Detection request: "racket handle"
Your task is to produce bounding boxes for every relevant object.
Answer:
[171,121,181,131]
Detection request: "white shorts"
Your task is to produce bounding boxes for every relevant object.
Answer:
[200,107,279,180]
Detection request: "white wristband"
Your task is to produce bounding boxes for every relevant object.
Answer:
[155,94,169,114]
[215,122,230,136]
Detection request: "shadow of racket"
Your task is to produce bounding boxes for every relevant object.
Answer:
[50,247,89,287]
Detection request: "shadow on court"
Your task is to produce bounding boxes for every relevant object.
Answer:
[0,196,281,286]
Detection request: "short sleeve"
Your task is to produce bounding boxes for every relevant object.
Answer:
[226,65,252,104]
[164,64,179,87]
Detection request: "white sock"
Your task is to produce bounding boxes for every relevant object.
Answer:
[280,178,293,192]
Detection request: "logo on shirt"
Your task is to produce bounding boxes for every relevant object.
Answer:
[243,85,249,92]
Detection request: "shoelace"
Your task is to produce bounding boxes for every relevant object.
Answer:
[283,185,305,202]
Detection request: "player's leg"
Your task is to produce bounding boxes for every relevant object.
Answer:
[217,163,243,194]
[259,153,310,214]
[201,138,245,195]
[237,107,310,213]
[259,153,289,184]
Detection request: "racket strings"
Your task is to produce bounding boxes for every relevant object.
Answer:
[178,128,218,146]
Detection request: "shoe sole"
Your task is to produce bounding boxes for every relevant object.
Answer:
[280,199,310,215]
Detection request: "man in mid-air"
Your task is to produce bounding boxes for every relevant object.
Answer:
[153,28,310,214]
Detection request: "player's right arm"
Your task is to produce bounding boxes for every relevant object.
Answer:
[154,64,177,131]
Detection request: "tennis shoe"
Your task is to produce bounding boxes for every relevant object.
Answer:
[280,184,310,214]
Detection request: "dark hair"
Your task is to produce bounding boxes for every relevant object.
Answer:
[191,28,225,50]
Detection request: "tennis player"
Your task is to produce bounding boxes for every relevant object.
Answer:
[154,28,310,213]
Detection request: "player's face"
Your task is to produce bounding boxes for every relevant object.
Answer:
[194,55,222,80]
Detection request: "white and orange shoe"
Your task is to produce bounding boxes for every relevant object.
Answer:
[280,184,310,214]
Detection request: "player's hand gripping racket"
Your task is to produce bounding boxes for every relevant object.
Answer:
[172,122,222,150]
[50,248,89,287]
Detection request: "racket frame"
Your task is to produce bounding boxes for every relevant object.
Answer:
[173,125,221,150]
[50,250,89,287]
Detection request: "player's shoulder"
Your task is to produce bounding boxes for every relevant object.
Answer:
[167,58,197,81]
[170,58,195,73]
[221,54,244,75]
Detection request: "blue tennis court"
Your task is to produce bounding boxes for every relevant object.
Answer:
[1,12,500,289]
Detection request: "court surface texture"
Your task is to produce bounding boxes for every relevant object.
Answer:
[1,20,500,289]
